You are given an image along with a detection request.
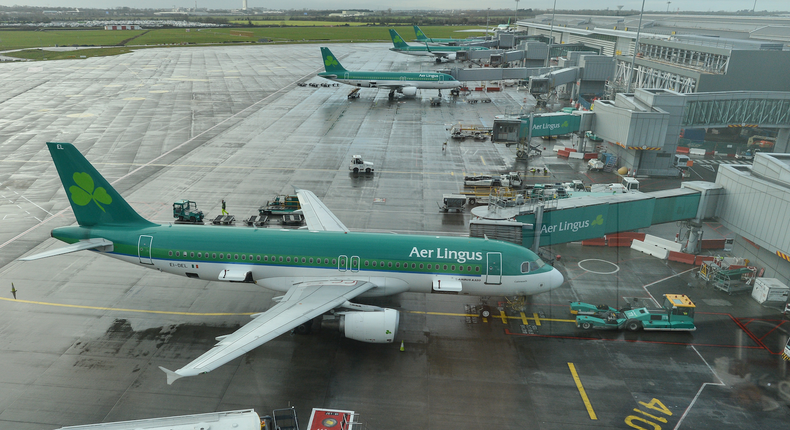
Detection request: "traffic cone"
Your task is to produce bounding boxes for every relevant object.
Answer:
[399,340,405,352]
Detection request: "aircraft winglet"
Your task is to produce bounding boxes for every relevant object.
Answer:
[159,366,185,385]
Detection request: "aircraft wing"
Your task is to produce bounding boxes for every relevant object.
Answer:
[160,280,375,384]
[294,188,349,232]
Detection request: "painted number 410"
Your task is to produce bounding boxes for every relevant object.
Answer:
[625,398,673,430]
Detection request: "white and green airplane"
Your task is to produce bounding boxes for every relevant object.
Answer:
[413,25,483,46]
[22,142,564,384]
[389,29,489,61]
[317,47,460,99]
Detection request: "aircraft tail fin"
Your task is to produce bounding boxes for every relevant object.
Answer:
[46,142,155,227]
[389,29,410,49]
[414,25,427,41]
[320,47,347,73]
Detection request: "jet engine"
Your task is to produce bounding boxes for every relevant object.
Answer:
[445,53,456,61]
[400,87,418,97]
[322,308,399,343]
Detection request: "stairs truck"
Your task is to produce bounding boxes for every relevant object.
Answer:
[571,294,696,331]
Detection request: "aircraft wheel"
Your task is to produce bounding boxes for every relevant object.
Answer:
[365,168,371,173]
[480,306,491,318]
[580,322,592,330]
[627,320,641,331]
[353,167,359,173]
[190,216,196,223]
[469,198,476,205]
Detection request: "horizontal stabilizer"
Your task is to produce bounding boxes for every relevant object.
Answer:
[19,238,114,261]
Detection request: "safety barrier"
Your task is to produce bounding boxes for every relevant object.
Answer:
[581,238,607,246]
[668,251,696,264]
[701,239,726,249]
[631,239,670,259]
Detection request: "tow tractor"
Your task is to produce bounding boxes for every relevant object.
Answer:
[173,200,205,224]
[572,294,697,331]
[349,155,374,173]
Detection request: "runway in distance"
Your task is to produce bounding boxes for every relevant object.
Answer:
[21,142,564,384]
[413,25,484,46]
[317,47,460,99]
[389,28,489,61]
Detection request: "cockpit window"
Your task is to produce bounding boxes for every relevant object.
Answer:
[521,259,545,273]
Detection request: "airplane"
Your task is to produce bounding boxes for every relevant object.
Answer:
[456,18,517,34]
[317,47,461,99]
[21,142,564,384]
[413,25,483,46]
[388,29,489,62]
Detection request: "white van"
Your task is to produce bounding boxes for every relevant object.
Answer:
[674,154,690,167]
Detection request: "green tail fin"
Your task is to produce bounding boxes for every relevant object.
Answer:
[320,47,346,73]
[414,26,427,41]
[389,29,409,49]
[46,142,155,227]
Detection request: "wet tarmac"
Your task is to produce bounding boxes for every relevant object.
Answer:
[0,43,787,430]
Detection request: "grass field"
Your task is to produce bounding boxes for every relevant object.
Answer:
[0,25,485,55]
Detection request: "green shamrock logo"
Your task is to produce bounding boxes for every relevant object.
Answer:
[417,30,425,37]
[386,330,392,334]
[394,35,403,43]
[69,172,112,212]
[324,55,338,67]
[591,215,604,226]
[562,121,569,127]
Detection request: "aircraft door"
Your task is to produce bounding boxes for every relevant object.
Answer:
[485,252,502,284]
[138,235,153,265]
[338,255,348,272]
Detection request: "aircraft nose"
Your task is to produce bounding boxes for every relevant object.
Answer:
[549,267,564,290]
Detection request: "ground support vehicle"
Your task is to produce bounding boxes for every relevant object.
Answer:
[212,214,235,225]
[272,407,299,430]
[282,213,305,225]
[245,214,269,227]
[347,88,360,99]
[460,187,518,206]
[173,200,205,224]
[349,155,374,173]
[587,159,605,171]
[463,172,522,188]
[575,294,696,331]
[260,195,301,215]
[569,301,618,316]
[439,194,466,212]
[699,260,756,295]
[449,124,491,141]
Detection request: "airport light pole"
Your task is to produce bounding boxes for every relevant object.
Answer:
[666,1,671,12]
[625,0,646,93]
[546,0,557,67]
[515,0,519,24]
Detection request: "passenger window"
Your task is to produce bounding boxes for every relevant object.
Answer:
[286,257,291,262]
[419,263,423,269]
[279,256,283,262]
[212,253,216,258]
[256,255,261,261]
[242,255,246,260]
[234,254,239,260]
[388,262,392,268]
[411,263,416,269]
[168,251,173,256]
[176,251,180,257]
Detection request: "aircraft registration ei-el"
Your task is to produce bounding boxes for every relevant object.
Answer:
[21,142,564,384]
[318,47,460,99]
[389,28,489,62]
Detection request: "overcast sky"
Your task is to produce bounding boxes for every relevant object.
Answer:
[0,1,786,13]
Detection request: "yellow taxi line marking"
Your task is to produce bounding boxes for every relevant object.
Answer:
[0,159,462,176]
[568,362,598,420]
[533,312,541,326]
[480,156,486,165]
[498,310,508,324]
[0,296,254,316]
[520,312,528,325]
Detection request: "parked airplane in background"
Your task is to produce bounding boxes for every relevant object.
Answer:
[317,47,460,99]
[413,25,483,46]
[457,18,517,34]
[21,142,564,384]
[389,29,489,61]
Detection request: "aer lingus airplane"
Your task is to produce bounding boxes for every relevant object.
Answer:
[22,142,564,384]
[317,47,460,99]
[389,28,488,61]
[413,25,483,46]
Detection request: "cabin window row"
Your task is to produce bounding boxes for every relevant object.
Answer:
[165,250,480,273]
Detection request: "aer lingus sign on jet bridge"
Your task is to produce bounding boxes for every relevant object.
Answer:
[520,113,582,138]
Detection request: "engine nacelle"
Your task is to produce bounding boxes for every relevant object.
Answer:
[446,53,456,61]
[400,86,418,97]
[322,309,399,343]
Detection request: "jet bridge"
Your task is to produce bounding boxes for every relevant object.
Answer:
[469,181,722,251]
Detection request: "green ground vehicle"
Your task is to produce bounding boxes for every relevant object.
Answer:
[260,195,301,215]
[575,294,697,332]
[569,301,618,316]
[173,200,204,223]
